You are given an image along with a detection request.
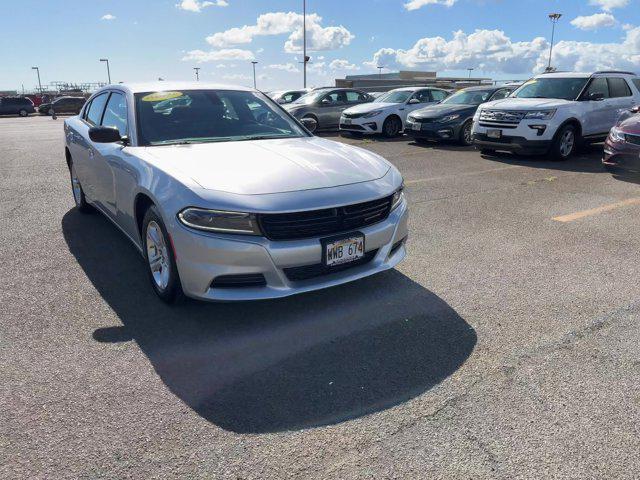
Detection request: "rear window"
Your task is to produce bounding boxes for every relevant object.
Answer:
[608,78,632,98]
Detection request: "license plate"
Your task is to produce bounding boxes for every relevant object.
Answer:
[323,234,365,267]
[343,118,352,125]
[412,122,421,131]
[487,129,502,139]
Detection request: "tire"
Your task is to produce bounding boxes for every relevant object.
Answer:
[548,124,578,161]
[18,109,28,117]
[480,148,496,155]
[142,205,183,304]
[382,116,401,138]
[414,138,430,145]
[69,161,94,214]
[459,120,473,146]
[302,114,318,133]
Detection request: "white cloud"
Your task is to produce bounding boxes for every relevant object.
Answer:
[589,0,629,12]
[571,13,617,30]
[267,63,300,73]
[176,0,228,12]
[329,59,359,71]
[101,14,116,21]
[404,0,457,11]
[182,48,254,63]
[364,27,640,74]
[205,11,353,53]
[222,73,251,81]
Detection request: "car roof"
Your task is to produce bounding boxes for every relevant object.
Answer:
[98,81,256,95]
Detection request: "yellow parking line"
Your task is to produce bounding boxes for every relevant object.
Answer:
[405,165,523,186]
[553,197,640,223]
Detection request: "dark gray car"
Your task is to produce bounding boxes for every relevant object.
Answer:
[283,88,374,132]
[0,97,36,117]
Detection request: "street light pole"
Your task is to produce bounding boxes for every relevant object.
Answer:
[467,67,475,79]
[100,58,111,84]
[31,66,43,95]
[251,61,258,89]
[547,13,562,71]
[377,65,385,79]
[193,67,200,81]
[303,0,307,88]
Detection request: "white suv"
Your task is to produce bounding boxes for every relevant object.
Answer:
[472,71,640,160]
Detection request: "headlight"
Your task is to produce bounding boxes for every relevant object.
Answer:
[609,126,626,142]
[391,184,405,211]
[441,114,461,123]
[407,116,416,122]
[178,208,261,235]
[363,110,383,118]
[524,109,556,120]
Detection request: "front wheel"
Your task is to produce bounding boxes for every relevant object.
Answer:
[142,206,183,304]
[548,124,578,161]
[18,109,28,117]
[302,115,318,133]
[382,116,401,138]
[459,120,473,146]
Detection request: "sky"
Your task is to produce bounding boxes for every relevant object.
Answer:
[1,0,640,92]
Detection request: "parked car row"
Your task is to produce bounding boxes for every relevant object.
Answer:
[38,96,86,115]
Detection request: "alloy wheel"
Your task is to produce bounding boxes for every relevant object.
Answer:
[70,165,82,206]
[146,221,171,291]
[559,129,575,158]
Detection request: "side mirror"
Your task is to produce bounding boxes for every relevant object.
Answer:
[276,98,286,104]
[588,92,605,101]
[408,98,420,104]
[320,98,331,106]
[300,117,318,132]
[89,126,122,143]
[630,105,640,114]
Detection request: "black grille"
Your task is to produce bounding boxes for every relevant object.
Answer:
[258,195,393,241]
[284,249,378,282]
[626,133,640,146]
[340,123,365,130]
[343,112,366,119]
[411,117,436,124]
[211,273,266,288]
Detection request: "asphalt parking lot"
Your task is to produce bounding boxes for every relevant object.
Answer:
[2,115,640,479]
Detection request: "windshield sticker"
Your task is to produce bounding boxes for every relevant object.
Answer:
[141,91,184,102]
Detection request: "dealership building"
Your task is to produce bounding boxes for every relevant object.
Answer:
[335,70,494,91]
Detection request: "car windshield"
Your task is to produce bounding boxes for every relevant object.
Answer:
[291,91,326,105]
[442,89,494,105]
[512,78,588,100]
[375,91,413,103]
[135,89,308,146]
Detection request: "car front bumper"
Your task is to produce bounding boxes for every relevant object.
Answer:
[472,119,555,154]
[603,137,640,168]
[339,116,382,134]
[169,199,409,301]
[404,119,462,141]
[472,133,551,154]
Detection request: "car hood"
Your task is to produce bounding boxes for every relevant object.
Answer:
[141,137,391,195]
[618,115,640,134]
[481,97,573,110]
[344,102,397,114]
[410,103,476,119]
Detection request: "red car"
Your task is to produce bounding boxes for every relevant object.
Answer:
[603,106,640,170]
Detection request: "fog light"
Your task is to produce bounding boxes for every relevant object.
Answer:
[528,124,547,136]
[438,129,452,138]
[364,122,377,130]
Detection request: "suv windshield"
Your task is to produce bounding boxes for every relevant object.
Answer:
[375,91,413,103]
[442,89,494,105]
[512,78,588,100]
[135,90,307,146]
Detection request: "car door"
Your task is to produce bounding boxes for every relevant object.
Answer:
[91,91,131,220]
[76,92,110,201]
[580,77,610,136]
[607,77,636,127]
[318,91,347,128]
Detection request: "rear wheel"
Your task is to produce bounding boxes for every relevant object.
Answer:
[548,124,578,161]
[459,120,473,146]
[382,116,401,138]
[142,206,183,304]
[302,114,318,133]
[18,109,28,117]
[69,162,94,213]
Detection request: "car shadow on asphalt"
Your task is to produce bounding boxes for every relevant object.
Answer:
[62,209,476,434]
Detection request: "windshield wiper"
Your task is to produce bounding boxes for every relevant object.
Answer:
[236,135,296,141]
[150,137,233,146]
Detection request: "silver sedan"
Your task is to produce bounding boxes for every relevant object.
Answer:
[64,82,408,303]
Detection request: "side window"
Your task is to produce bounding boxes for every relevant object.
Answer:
[412,90,432,103]
[101,92,128,137]
[346,91,363,103]
[322,92,344,104]
[430,90,448,102]
[85,93,109,125]
[583,78,609,99]
[608,78,632,98]
[282,93,295,103]
[633,79,640,93]
[491,89,511,101]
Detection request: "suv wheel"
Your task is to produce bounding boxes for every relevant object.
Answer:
[549,124,577,161]
[18,109,28,117]
[142,206,183,304]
